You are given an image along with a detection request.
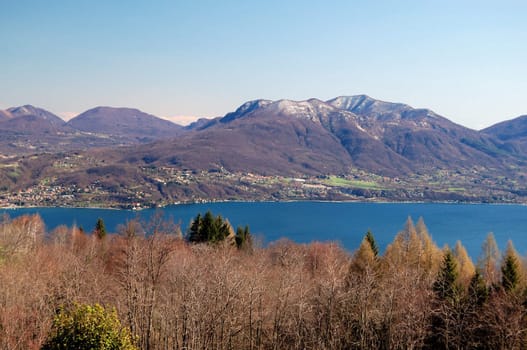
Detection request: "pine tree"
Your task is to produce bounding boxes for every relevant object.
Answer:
[501,240,521,292]
[202,211,217,242]
[235,225,253,252]
[433,249,461,302]
[187,211,235,245]
[365,230,379,256]
[94,218,107,240]
[188,213,203,243]
[427,249,464,349]
[467,270,488,306]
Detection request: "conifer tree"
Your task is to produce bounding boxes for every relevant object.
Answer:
[501,240,521,292]
[467,270,488,307]
[187,211,235,245]
[433,249,461,302]
[350,237,377,277]
[427,249,464,349]
[188,213,203,243]
[365,230,379,257]
[453,240,476,286]
[416,217,442,275]
[94,218,107,240]
[235,225,253,251]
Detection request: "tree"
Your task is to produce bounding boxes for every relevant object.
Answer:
[427,249,465,349]
[235,225,253,252]
[349,237,377,277]
[188,213,203,243]
[501,240,521,292]
[94,218,107,240]
[433,249,461,302]
[453,240,476,286]
[416,217,442,275]
[477,232,501,287]
[467,270,488,307]
[365,230,379,256]
[187,211,235,245]
[42,303,137,350]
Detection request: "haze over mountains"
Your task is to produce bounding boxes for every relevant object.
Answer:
[1,95,526,178]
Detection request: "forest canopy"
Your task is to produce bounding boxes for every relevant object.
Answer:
[0,213,525,349]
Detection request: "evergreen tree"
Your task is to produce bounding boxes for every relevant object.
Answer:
[235,225,253,251]
[187,211,235,245]
[201,211,217,242]
[94,218,107,240]
[188,213,203,243]
[501,240,521,292]
[365,230,379,256]
[467,270,488,307]
[433,249,461,302]
[427,249,464,350]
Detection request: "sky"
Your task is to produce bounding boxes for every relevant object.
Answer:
[1,0,526,129]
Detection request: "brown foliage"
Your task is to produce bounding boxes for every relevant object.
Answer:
[2,214,527,349]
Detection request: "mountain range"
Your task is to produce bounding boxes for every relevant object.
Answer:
[95,95,524,177]
[1,95,527,205]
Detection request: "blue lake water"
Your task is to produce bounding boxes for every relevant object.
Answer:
[1,202,527,259]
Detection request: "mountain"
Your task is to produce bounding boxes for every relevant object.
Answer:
[327,95,511,169]
[117,98,361,175]
[0,105,70,154]
[67,106,183,141]
[7,105,65,124]
[116,96,513,177]
[1,105,67,133]
[482,115,527,154]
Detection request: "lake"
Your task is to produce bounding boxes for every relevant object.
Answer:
[1,202,527,259]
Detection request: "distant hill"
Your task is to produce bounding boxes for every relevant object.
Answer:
[0,105,184,155]
[67,106,183,142]
[482,115,527,155]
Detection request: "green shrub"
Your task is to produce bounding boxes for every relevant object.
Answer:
[42,303,136,350]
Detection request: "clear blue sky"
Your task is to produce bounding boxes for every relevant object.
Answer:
[1,0,526,129]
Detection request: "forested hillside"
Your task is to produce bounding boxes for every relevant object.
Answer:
[0,213,526,349]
